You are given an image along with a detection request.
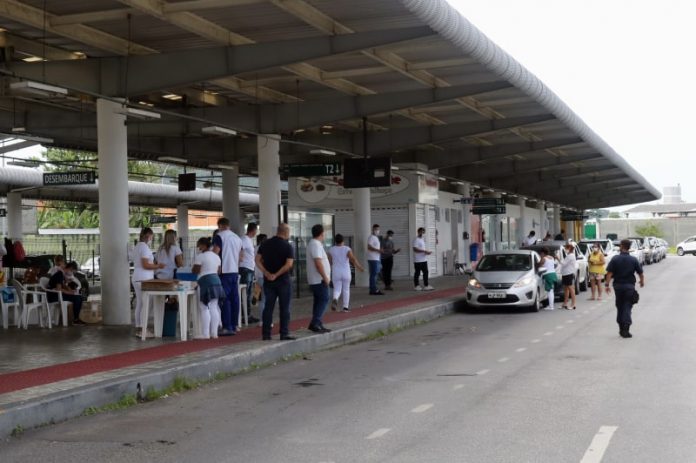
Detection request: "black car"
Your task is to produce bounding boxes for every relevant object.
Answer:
[9,254,90,300]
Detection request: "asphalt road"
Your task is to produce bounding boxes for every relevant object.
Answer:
[2,255,695,462]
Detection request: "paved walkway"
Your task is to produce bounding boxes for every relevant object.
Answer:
[0,276,466,395]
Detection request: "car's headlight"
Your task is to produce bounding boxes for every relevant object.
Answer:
[468,278,481,288]
[513,276,534,288]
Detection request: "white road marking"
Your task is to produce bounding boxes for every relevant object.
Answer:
[366,428,392,440]
[583,310,590,314]
[544,331,554,336]
[516,347,527,353]
[566,320,574,324]
[453,384,465,390]
[476,369,490,376]
[531,339,541,343]
[556,325,565,330]
[580,426,618,463]
[498,357,510,363]
[411,403,434,413]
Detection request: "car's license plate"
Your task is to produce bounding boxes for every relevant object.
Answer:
[487,292,506,299]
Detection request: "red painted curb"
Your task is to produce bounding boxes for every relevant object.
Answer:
[0,287,465,395]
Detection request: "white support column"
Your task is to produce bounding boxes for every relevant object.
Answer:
[492,192,503,252]
[517,196,527,248]
[176,204,189,241]
[352,187,371,287]
[221,165,241,233]
[538,201,546,238]
[258,134,281,234]
[97,98,131,326]
[553,205,561,237]
[457,183,472,268]
[6,192,22,241]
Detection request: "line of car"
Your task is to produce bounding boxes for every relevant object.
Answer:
[465,236,668,312]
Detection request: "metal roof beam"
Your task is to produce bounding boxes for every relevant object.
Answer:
[6,27,434,96]
[487,171,626,194]
[256,81,511,133]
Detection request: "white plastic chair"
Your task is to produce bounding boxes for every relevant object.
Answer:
[39,277,69,327]
[0,286,21,329]
[13,280,50,329]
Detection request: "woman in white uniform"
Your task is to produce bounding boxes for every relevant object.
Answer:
[192,237,224,339]
[155,229,183,280]
[328,234,364,312]
[132,227,165,337]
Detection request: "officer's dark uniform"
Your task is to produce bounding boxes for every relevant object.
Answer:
[606,251,643,336]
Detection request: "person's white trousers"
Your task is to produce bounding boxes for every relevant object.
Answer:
[332,270,352,309]
[132,279,143,328]
[199,298,221,339]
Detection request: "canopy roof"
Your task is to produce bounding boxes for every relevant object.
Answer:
[0,0,660,209]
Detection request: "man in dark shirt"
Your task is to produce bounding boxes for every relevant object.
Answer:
[605,239,645,338]
[380,230,400,291]
[47,261,85,325]
[255,223,295,341]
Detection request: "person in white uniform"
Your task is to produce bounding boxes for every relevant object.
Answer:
[412,227,433,291]
[155,229,183,279]
[239,223,259,324]
[132,227,165,336]
[560,243,578,310]
[328,234,364,312]
[192,237,224,339]
[537,247,558,310]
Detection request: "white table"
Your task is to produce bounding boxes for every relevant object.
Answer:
[141,288,198,341]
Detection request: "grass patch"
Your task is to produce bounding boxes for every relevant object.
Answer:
[82,393,138,416]
[10,425,23,437]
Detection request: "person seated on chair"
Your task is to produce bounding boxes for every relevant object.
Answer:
[48,255,66,276]
[47,261,85,325]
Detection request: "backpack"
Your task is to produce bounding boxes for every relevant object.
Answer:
[12,241,26,263]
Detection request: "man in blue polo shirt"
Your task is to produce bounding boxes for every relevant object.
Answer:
[605,239,645,338]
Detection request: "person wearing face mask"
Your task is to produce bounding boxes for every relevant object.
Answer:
[192,237,224,339]
[413,227,433,291]
[132,227,165,337]
[367,224,384,295]
[588,244,607,301]
[47,261,84,325]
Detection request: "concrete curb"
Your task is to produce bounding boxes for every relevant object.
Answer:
[0,296,464,437]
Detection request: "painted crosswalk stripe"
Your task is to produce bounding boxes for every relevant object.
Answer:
[476,369,490,376]
[411,403,434,413]
[580,426,618,463]
[544,331,554,336]
[531,339,541,343]
[516,347,527,353]
[453,384,465,390]
[367,428,392,440]
[498,357,509,363]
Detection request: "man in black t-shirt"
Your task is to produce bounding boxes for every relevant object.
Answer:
[256,223,295,341]
[47,261,85,325]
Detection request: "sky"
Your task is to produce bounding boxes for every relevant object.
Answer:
[447,0,692,206]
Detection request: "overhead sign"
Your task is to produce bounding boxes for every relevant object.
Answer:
[454,197,473,205]
[473,206,507,215]
[0,209,5,218]
[473,198,505,207]
[43,171,96,186]
[150,216,177,224]
[561,213,589,221]
[286,163,342,177]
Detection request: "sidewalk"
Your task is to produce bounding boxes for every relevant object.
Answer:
[0,276,467,436]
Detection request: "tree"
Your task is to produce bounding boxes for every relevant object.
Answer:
[37,148,168,229]
[608,212,621,219]
[634,223,664,238]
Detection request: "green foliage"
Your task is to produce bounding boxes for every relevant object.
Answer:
[608,212,621,219]
[37,148,167,229]
[82,394,138,416]
[634,223,664,238]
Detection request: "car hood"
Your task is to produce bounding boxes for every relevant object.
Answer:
[473,270,533,285]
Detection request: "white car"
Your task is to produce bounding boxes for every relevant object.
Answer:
[627,239,645,264]
[466,250,549,311]
[579,239,618,269]
[676,236,696,256]
[81,256,101,278]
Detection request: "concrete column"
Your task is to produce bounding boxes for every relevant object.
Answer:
[553,205,561,236]
[538,201,546,238]
[457,183,472,267]
[176,204,189,242]
[258,134,281,235]
[352,187,371,287]
[221,165,241,233]
[517,196,527,248]
[492,192,503,252]
[97,98,131,326]
[6,192,22,241]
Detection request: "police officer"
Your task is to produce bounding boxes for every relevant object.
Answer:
[604,239,645,338]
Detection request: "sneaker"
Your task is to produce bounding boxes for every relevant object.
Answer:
[247,316,260,324]
[342,307,351,312]
[219,328,236,337]
[73,319,86,325]
[369,291,385,296]
[331,299,338,311]
[385,286,394,291]
[423,285,435,291]
[414,285,423,291]
[280,335,297,341]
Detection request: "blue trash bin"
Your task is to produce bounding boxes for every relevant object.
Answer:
[469,243,479,262]
[162,302,178,337]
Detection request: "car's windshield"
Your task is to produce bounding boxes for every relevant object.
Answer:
[477,254,532,272]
